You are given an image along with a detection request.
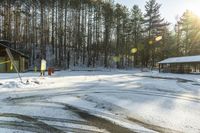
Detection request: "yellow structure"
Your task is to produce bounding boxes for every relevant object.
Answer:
[0,42,29,73]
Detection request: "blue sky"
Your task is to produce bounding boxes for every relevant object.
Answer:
[114,0,200,24]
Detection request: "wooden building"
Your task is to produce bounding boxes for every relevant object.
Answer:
[158,55,200,74]
[0,42,29,73]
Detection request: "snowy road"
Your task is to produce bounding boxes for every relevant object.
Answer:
[0,70,200,133]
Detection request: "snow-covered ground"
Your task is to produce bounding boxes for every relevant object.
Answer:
[0,70,200,133]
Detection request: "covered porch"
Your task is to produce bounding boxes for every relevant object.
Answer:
[158,55,200,74]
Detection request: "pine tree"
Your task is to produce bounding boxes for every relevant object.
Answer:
[130,5,143,67]
[179,10,200,55]
[102,2,113,68]
[143,0,169,67]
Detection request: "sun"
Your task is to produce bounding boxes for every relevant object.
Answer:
[185,0,200,17]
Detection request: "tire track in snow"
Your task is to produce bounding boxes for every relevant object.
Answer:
[0,113,64,133]
[0,118,102,133]
[52,89,200,103]
[81,95,182,133]
[2,96,134,132]
[1,75,199,133]
[4,86,200,105]
[3,93,183,133]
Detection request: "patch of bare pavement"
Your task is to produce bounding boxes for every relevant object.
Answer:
[0,113,63,133]
[131,74,194,83]
[63,104,135,133]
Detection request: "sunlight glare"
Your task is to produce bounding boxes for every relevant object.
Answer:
[185,0,200,17]
[155,36,162,42]
[131,48,138,54]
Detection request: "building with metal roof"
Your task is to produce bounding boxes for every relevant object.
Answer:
[158,55,200,73]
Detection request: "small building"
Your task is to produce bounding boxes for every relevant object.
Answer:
[158,55,200,74]
[0,42,29,73]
